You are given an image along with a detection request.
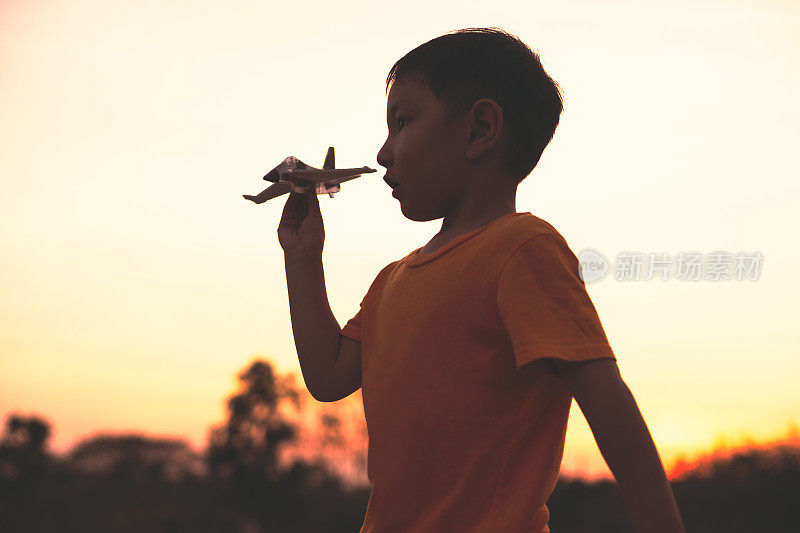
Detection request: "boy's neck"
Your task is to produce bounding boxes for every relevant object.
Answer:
[419,170,520,255]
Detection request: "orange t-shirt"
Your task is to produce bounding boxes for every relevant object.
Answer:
[341,211,616,533]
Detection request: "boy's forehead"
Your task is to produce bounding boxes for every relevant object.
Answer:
[386,78,432,113]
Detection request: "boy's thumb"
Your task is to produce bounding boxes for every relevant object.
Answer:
[306,188,321,217]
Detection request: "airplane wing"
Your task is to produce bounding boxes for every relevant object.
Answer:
[332,173,363,185]
[290,167,377,184]
[242,182,293,204]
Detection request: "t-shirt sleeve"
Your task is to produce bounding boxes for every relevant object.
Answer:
[341,306,362,341]
[497,233,616,370]
[340,259,401,343]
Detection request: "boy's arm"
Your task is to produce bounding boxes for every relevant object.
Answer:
[279,190,361,403]
[547,358,686,533]
[284,257,346,402]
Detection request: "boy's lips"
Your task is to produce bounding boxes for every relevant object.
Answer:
[383,176,401,199]
[383,176,400,189]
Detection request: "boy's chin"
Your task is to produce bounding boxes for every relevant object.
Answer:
[400,201,444,223]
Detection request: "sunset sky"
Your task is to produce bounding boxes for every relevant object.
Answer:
[1,0,798,480]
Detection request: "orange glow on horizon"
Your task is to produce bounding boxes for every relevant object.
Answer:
[14,362,799,485]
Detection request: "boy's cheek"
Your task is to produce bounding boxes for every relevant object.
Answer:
[393,137,408,155]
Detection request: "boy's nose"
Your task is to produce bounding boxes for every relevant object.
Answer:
[377,140,392,169]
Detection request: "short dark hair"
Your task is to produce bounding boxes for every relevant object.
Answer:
[386,27,563,184]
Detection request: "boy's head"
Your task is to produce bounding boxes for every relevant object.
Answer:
[378,28,563,221]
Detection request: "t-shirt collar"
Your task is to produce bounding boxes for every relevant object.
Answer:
[403,212,529,267]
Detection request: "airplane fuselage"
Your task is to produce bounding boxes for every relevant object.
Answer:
[245,147,376,202]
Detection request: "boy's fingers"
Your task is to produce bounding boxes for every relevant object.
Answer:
[280,191,306,224]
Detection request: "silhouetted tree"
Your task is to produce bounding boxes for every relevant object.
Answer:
[67,434,206,482]
[0,414,58,532]
[546,444,800,533]
[670,444,800,533]
[202,360,374,531]
[0,413,53,483]
[206,360,303,489]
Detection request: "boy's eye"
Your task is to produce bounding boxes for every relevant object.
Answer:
[396,117,409,131]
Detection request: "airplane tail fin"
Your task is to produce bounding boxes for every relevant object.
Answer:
[323,146,335,169]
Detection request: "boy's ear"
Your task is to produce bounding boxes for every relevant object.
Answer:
[464,98,504,161]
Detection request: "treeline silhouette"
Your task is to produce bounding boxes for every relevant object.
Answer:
[1,358,798,532]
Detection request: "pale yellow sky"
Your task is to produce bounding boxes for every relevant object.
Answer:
[1,0,798,479]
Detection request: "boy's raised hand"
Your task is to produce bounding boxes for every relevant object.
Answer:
[278,189,325,263]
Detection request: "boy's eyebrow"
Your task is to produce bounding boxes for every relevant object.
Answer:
[387,99,412,117]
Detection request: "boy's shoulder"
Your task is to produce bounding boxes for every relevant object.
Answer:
[476,212,581,274]
[488,211,564,248]
[502,211,559,235]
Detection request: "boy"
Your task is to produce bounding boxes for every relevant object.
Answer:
[279,28,685,533]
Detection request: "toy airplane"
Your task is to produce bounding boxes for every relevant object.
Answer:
[242,146,377,204]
